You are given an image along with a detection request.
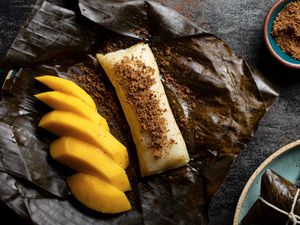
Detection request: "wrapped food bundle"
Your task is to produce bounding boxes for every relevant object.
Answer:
[241,169,300,225]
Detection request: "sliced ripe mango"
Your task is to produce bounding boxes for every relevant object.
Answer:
[67,173,132,213]
[35,75,97,111]
[35,91,109,132]
[39,110,129,169]
[50,137,131,191]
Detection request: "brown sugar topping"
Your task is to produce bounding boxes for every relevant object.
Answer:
[113,55,172,159]
[74,64,120,122]
[153,46,195,101]
[271,1,300,60]
[152,46,196,128]
[71,61,132,145]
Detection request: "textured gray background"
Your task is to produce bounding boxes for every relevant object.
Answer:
[0,0,299,224]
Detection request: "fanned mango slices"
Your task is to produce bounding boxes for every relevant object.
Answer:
[67,173,132,214]
[35,75,97,111]
[39,110,129,169]
[51,137,131,192]
[35,91,109,132]
[36,75,131,214]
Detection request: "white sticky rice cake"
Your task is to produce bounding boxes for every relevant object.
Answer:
[97,43,190,177]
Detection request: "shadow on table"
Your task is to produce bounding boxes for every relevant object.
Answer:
[0,201,30,225]
[257,46,299,84]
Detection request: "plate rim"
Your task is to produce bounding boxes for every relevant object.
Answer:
[233,139,300,225]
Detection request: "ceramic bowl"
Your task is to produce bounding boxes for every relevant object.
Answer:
[263,0,300,69]
[233,140,300,225]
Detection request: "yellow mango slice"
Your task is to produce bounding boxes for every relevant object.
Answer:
[39,110,129,169]
[35,75,97,111]
[35,91,109,132]
[67,173,132,213]
[50,137,130,191]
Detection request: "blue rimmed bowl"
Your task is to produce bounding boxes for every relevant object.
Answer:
[264,0,300,69]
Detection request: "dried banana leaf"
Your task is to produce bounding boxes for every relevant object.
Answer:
[241,169,300,225]
[0,0,278,224]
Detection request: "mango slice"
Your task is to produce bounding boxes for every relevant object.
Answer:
[39,110,129,169]
[35,91,109,132]
[50,137,131,191]
[35,75,97,111]
[67,173,132,213]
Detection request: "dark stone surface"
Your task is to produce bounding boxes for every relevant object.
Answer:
[0,0,299,224]
[0,0,35,60]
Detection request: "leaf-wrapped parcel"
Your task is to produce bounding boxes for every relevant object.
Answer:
[241,169,300,225]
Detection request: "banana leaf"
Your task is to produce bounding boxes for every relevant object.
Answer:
[0,0,278,224]
[241,169,300,225]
